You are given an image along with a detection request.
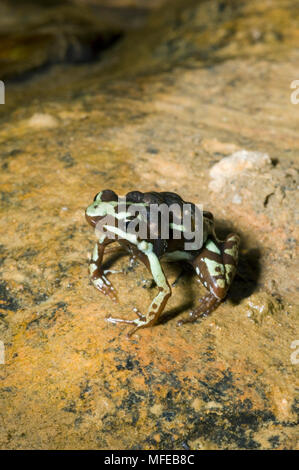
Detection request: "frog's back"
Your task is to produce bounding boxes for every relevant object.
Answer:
[123,190,199,256]
[126,190,194,209]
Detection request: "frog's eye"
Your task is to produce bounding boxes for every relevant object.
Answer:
[101,189,118,202]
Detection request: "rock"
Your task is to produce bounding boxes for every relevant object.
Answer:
[0,1,124,80]
[27,113,59,129]
[244,293,283,325]
[0,0,298,451]
[209,150,272,191]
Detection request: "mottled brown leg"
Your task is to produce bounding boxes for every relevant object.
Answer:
[89,238,119,302]
[177,234,239,325]
[177,293,221,325]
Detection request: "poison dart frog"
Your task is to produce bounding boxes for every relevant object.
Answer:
[85,190,239,336]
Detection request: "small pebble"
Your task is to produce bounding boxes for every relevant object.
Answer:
[209,149,271,191]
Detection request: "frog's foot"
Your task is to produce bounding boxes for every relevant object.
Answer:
[106,308,147,337]
[177,293,221,326]
[106,249,171,336]
[89,241,119,302]
[90,269,118,302]
[103,269,122,275]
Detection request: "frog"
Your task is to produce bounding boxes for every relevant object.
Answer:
[85,189,240,336]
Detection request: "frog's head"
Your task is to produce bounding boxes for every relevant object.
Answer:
[85,189,118,227]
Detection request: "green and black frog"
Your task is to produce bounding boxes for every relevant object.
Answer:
[85,190,239,336]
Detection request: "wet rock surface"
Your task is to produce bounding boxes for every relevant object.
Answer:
[0,0,298,450]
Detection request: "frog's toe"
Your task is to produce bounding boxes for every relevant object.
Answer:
[132,307,146,319]
[106,315,135,325]
[177,310,199,326]
[105,316,139,337]
[177,294,221,326]
[103,269,122,275]
[106,309,147,337]
[105,285,118,302]
[93,276,118,302]
[106,309,145,325]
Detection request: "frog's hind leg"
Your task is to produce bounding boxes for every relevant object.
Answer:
[89,239,119,302]
[177,233,239,325]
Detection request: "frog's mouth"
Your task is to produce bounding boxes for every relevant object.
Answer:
[85,211,102,228]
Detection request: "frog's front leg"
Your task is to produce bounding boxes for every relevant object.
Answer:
[178,233,240,325]
[89,238,119,302]
[107,242,171,336]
